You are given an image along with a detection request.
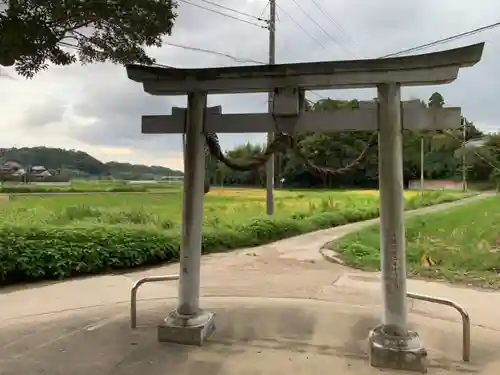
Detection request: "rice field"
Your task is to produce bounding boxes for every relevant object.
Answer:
[2,188,464,230]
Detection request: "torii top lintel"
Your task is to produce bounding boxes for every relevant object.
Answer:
[125,43,484,96]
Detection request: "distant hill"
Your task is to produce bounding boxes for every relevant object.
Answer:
[0,147,182,180]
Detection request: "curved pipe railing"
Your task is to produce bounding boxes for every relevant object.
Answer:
[129,277,471,361]
[407,292,470,362]
[130,275,180,329]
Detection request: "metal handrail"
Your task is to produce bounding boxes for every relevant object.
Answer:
[130,275,180,328]
[128,277,470,361]
[407,292,470,362]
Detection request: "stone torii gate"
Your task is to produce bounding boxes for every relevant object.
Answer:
[125,43,484,372]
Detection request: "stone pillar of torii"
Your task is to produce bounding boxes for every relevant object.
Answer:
[125,42,484,372]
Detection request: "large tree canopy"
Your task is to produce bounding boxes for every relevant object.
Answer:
[0,0,177,77]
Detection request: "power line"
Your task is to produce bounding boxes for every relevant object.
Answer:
[310,20,500,103]
[59,22,331,126]
[58,41,175,68]
[196,0,268,22]
[177,0,268,29]
[381,20,500,58]
[259,1,270,20]
[163,42,266,65]
[275,3,328,52]
[288,0,347,54]
[274,2,331,100]
[306,20,500,106]
[306,0,356,47]
[59,40,264,67]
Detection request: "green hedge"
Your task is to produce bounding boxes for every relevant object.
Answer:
[0,192,469,284]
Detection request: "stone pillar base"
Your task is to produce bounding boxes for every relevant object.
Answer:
[157,309,216,346]
[368,324,428,373]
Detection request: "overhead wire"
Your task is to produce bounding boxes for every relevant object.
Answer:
[287,0,349,55]
[258,1,270,21]
[59,0,271,67]
[58,41,175,68]
[177,0,268,29]
[305,0,357,49]
[57,41,171,68]
[381,20,500,58]
[274,1,350,99]
[312,19,500,103]
[275,3,328,52]
[57,40,265,68]
[377,20,500,173]
[163,42,266,64]
[195,0,268,22]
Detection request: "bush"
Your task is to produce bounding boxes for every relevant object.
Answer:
[0,191,472,284]
[0,225,180,283]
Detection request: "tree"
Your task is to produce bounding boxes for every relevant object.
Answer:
[482,135,500,184]
[0,0,177,77]
[428,92,445,108]
[214,143,267,187]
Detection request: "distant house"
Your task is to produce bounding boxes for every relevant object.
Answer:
[1,161,23,173]
[31,165,45,172]
[30,165,52,179]
[10,168,26,177]
[1,161,25,176]
[0,161,52,179]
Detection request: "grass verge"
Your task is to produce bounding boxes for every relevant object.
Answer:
[333,195,500,288]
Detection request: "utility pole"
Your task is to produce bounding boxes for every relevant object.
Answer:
[462,117,467,192]
[420,136,424,197]
[266,0,276,215]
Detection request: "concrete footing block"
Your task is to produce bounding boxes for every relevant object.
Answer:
[368,324,428,373]
[157,309,216,346]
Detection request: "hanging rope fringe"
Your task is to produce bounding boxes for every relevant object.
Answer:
[204,130,378,176]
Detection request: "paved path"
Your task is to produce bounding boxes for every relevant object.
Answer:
[0,193,499,374]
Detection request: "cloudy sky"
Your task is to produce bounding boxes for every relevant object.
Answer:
[0,0,499,171]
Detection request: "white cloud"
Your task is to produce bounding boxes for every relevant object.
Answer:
[1,0,499,172]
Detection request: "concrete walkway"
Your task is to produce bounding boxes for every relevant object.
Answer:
[0,193,499,374]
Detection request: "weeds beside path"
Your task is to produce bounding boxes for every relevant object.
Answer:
[333,194,500,288]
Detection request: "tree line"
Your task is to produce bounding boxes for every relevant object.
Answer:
[206,92,500,189]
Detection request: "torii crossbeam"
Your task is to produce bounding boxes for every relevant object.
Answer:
[125,42,484,372]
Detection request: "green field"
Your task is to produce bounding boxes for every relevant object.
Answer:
[0,180,181,194]
[335,195,500,288]
[0,188,468,285]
